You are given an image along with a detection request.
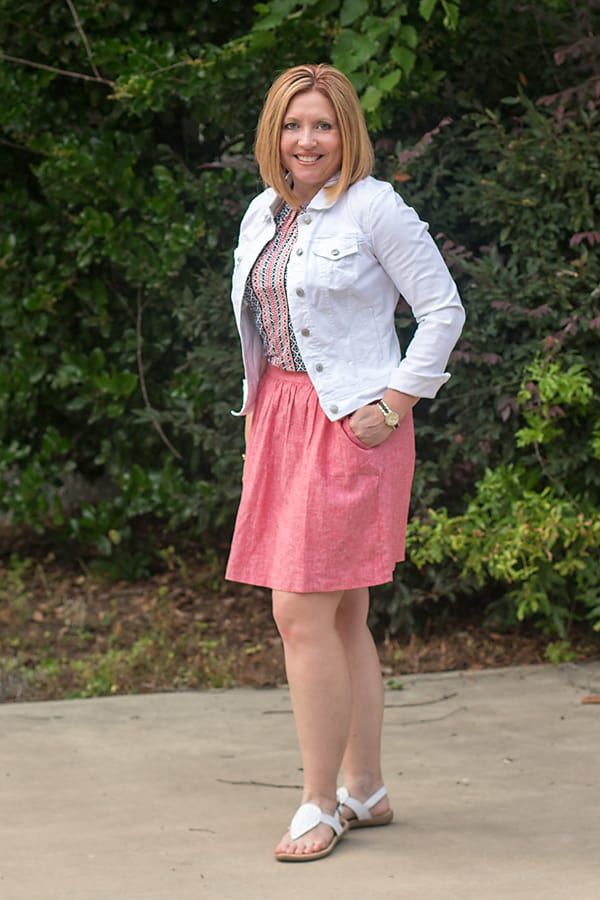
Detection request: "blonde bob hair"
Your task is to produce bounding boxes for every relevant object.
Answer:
[254,64,374,208]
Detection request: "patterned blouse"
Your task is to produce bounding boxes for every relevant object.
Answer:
[244,202,306,372]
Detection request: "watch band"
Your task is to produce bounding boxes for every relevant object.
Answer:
[377,400,400,428]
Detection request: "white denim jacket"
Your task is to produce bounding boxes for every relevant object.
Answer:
[231,175,465,421]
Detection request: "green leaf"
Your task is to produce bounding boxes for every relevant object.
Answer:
[361,84,382,113]
[399,24,418,48]
[419,0,437,21]
[390,46,415,75]
[340,0,369,27]
[441,0,460,29]
[251,0,301,31]
[377,69,402,93]
[332,29,379,70]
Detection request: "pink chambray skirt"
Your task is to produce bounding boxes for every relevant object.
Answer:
[225,365,415,593]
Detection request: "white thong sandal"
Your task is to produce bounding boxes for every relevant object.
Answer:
[336,785,394,829]
[275,802,349,862]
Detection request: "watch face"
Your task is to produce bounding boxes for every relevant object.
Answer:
[378,401,399,427]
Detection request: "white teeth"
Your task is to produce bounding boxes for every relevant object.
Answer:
[296,155,319,162]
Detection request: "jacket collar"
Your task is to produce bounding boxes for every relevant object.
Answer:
[265,173,341,216]
[305,174,340,210]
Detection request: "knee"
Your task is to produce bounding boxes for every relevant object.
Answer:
[272,594,328,646]
[272,595,307,645]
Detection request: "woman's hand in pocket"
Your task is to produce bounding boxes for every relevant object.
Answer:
[347,404,394,448]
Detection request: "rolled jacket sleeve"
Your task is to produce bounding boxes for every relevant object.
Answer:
[368,184,465,398]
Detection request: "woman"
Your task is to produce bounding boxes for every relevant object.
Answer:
[226,64,465,862]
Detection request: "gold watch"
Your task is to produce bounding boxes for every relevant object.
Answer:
[377,400,400,428]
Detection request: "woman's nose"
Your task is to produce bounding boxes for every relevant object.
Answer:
[297,128,316,146]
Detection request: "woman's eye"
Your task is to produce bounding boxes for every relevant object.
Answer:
[282,121,333,131]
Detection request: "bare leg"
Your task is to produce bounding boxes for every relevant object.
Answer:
[335,587,391,820]
[272,588,351,857]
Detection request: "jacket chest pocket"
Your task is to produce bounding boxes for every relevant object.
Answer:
[311,238,359,290]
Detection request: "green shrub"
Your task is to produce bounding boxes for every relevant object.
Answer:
[0,0,462,561]
[370,40,599,635]
[2,1,599,643]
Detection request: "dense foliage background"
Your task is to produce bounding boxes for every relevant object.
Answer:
[1,0,599,643]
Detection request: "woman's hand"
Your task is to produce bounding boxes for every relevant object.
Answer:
[347,391,419,448]
[347,404,394,448]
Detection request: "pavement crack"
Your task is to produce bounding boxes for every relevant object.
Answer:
[385,691,458,709]
[395,706,467,726]
[216,778,301,789]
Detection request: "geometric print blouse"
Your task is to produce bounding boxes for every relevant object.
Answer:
[244,202,307,372]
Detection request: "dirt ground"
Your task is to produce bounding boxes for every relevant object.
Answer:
[2,548,599,702]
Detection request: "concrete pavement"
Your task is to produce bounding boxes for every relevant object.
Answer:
[1,663,599,900]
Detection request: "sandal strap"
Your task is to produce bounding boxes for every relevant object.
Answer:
[336,785,388,821]
[289,803,344,840]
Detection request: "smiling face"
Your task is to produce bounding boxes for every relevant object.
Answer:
[279,90,343,206]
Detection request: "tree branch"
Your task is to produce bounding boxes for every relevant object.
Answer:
[0,52,113,86]
[0,50,195,90]
[0,136,49,156]
[64,0,101,79]
[136,289,183,460]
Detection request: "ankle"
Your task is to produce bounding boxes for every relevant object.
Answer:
[302,793,338,816]
[341,775,384,801]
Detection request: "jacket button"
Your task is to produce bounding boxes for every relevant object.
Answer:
[329,404,339,414]
[296,287,305,297]
[330,248,340,256]
[302,214,312,224]
[296,248,303,256]
[301,328,310,337]
[315,363,323,372]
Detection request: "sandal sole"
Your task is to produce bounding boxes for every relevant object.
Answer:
[346,810,394,830]
[275,821,349,862]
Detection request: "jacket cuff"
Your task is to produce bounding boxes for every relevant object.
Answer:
[387,367,451,399]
